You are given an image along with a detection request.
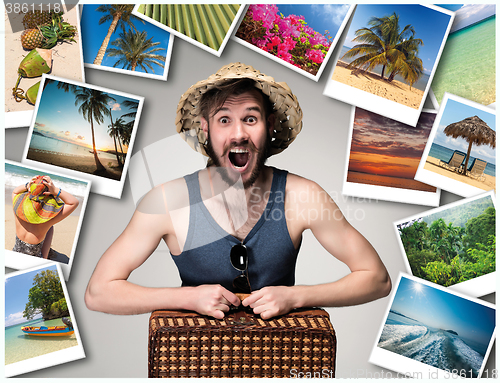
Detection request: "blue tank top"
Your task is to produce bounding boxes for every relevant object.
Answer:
[171,167,300,292]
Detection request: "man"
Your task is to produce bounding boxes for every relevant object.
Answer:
[85,63,391,319]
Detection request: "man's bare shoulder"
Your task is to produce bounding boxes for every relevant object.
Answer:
[285,172,334,204]
[136,176,190,215]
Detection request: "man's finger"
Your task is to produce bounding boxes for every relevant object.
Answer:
[241,290,264,307]
[223,290,242,307]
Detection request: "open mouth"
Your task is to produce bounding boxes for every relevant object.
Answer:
[228,148,250,169]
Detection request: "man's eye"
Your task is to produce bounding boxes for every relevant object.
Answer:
[246,116,257,123]
[219,117,230,124]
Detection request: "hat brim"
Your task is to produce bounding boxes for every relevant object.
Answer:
[13,192,64,224]
[176,62,303,157]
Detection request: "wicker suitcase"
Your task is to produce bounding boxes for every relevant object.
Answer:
[148,307,336,378]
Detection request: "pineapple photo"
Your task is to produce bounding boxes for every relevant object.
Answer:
[5,6,84,126]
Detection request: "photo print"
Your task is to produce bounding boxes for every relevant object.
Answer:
[5,4,85,128]
[370,274,495,379]
[430,4,496,107]
[394,191,496,297]
[132,4,245,57]
[5,264,85,377]
[323,4,454,127]
[415,93,496,197]
[233,4,355,81]
[81,4,174,80]
[22,75,144,199]
[5,160,91,280]
[342,107,440,206]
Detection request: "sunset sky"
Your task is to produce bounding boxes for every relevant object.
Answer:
[348,109,435,179]
[33,79,139,152]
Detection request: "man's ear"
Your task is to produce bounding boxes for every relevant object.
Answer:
[200,117,208,139]
[267,113,276,134]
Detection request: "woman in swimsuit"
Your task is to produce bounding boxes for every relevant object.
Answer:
[12,175,79,259]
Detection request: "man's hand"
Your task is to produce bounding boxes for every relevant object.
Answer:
[242,286,297,320]
[189,285,241,319]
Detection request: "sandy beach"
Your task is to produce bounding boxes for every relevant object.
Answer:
[5,6,84,114]
[27,149,123,180]
[347,171,437,192]
[5,204,79,263]
[332,61,424,109]
[424,156,496,192]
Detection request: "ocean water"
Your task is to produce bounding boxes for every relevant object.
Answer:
[432,16,495,106]
[5,318,78,365]
[29,133,118,161]
[5,162,88,199]
[339,45,430,91]
[428,143,496,177]
[378,312,486,378]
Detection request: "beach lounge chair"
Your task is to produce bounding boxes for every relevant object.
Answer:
[466,158,487,181]
[439,150,466,172]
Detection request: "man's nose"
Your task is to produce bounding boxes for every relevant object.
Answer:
[231,120,249,142]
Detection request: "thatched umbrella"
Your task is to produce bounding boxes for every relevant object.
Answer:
[443,115,496,175]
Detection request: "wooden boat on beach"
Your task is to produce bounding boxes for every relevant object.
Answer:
[21,325,74,336]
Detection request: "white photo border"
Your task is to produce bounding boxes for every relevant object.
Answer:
[5,263,86,377]
[232,4,355,82]
[21,74,144,199]
[342,107,441,206]
[131,4,246,57]
[369,272,496,380]
[393,190,496,297]
[415,92,496,197]
[323,4,455,127]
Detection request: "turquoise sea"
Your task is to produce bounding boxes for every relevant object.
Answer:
[338,45,431,91]
[428,143,496,177]
[431,16,495,105]
[5,318,78,365]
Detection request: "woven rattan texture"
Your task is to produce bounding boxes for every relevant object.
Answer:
[148,309,336,378]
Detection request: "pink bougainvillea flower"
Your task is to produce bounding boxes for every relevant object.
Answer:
[306,49,325,64]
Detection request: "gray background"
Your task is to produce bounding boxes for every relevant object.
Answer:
[5,17,495,378]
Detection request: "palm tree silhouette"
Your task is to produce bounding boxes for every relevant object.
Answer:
[74,88,116,172]
[342,13,423,85]
[106,30,166,72]
[93,4,144,65]
[107,108,123,167]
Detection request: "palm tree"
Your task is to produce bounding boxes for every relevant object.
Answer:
[110,117,127,162]
[107,109,123,167]
[386,37,424,88]
[74,88,116,172]
[93,5,144,65]
[106,30,166,72]
[342,13,423,84]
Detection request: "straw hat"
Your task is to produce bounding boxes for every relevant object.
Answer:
[176,62,303,157]
[13,176,64,224]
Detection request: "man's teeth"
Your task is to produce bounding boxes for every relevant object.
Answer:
[230,148,249,153]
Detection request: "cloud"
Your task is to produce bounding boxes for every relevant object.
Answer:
[34,122,45,128]
[65,131,70,136]
[452,4,495,32]
[111,103,121,111]
[75,134,85,140]
[321,4,351,26]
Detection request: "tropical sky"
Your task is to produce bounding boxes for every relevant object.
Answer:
[391,276,495,348]
[438,4,496,33]
[33,79,139,152]
[5,266,59,327]
[276,4,351,39]
[348,109,435,179]
[81,4,171,74]
[344,5,453,75]
[432,99,496,165]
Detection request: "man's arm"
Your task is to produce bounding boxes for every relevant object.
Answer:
[243,175,391,318]
[85,184,240,318]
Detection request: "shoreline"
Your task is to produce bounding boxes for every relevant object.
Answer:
[27,148,123,180]
[332,60,424,109]
[423,156,496,192]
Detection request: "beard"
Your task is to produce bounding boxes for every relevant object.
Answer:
[205,130,272,189]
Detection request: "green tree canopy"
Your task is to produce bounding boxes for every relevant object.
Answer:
[463,206,496,252]
[23,270,67,320]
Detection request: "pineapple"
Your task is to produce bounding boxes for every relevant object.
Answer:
[20,13,77,50]
[21,29,44,50]
[22,10,57,29]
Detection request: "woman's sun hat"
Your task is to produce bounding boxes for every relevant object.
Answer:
[176,62,303,157]
[13,176,64,224]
